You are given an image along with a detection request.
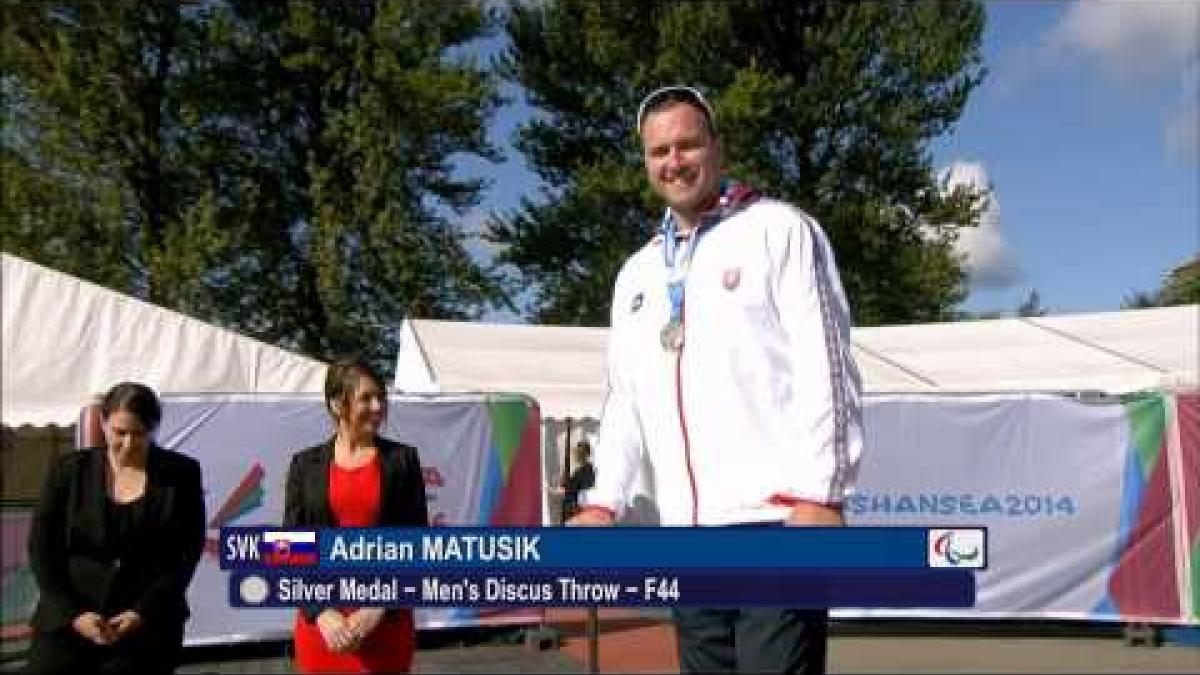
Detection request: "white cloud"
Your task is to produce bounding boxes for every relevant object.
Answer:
[1044,1,1198,83]
[1165,64,1200,164]
[1040,1,1199,163]
[941,161,1022,290]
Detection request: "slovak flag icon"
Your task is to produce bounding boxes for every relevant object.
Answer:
[261,530,318,566]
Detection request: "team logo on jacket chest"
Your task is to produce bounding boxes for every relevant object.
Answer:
[722,267,742,290]
[630,292,644,313]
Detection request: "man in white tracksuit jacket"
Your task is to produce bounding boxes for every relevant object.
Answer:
[570,86,864,674]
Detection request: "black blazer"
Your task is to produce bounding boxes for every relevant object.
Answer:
[27,446,206,633]
[283,435,428,621]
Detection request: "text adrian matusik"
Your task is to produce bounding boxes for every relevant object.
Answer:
[327,534,541,562]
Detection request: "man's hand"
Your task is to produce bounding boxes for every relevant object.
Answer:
[106,610,143,640]
[72,611,117,645]
[316,609,356,653]
[784,501,844,527]
[567,508,615,526]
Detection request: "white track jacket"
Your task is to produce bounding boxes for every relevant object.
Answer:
[587,195,864,526]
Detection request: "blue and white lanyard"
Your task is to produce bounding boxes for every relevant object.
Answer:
[661,212,702,328]
[660,179,737,327]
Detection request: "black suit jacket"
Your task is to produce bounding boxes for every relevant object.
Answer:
[283,435,428,621]
[27,446,206,633]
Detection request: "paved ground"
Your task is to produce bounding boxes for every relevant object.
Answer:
[164,640,1200,674]
[174,645,584,674]
[551,613,1200,674]
[169,617,1200,674]
[830,636,1199,674]
[4,617,1197,673]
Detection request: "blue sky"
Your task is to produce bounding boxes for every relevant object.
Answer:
[462,1,1198,319]
[933,1,1198,314]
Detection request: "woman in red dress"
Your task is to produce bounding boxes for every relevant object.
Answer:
[283,359,429,673]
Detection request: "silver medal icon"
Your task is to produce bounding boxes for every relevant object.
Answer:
[660,320,684,351]
[239,575,270,605]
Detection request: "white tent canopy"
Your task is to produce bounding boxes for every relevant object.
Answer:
[395,305,1199,422]
[2,253,327,427]
[395,317,609,419]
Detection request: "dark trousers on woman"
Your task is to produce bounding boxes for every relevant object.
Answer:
[673,608,828,674]
[23,622,184,675]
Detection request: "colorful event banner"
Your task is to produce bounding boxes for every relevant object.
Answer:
[1176,392,1199,624]
[161,393,542,645]
[0,511,35,641]
[2,390,1195,647]
[839,391,1197,625]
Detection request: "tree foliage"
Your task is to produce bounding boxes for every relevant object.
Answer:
[1,0,502,368]
[489,0,987,326]
[1016,288,1048,318]
[1123,256,1200,309]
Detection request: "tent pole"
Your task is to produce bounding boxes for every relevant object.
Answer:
[560,418,574,525]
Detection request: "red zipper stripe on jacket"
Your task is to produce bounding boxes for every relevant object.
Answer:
[675,342,699,526]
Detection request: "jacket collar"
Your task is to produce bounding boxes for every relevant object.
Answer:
[654,178,761,245]
[309,436,396,525]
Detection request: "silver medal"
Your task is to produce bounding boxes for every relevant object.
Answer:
[660,320,684,351]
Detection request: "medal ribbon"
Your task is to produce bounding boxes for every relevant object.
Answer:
[662,217,699,329]
[659,179,760,342]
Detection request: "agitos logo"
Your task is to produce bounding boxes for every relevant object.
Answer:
[927,528,986,569]
[204,463,266,557]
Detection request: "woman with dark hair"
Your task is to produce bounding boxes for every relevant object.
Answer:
[25,382,205,674]
[285,359,428,673]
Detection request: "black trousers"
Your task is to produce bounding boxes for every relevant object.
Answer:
[673,608,828,674]
[23,622,184,675]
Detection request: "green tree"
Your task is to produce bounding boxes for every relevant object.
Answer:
[1159,258,1200,305]
[2,1,208,303]
[489,0,986,326]
[954,308,1005,321]
[1016,288,1047,317]
[2,0,503,368]
[1122,256,1200,308]
[1121,290,1161,309]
